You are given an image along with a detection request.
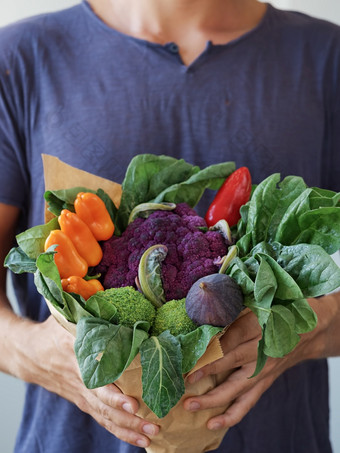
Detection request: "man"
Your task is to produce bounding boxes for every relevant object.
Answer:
[0,0,339,451]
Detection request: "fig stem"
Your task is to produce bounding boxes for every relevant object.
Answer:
[199,282,207,290]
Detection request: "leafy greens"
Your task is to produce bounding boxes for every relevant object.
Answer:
[4,159,340,415]
[5,155,232,418]
[228,174,340,374]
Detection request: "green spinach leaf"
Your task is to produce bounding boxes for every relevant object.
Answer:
[35,250,64,305]
[140,331,185,418]
[274,189,312,245]
[263,305,300,358]
[277,244,340,297]
[250,336,268,377]
[293,207,340,254]
[75,318,149,389]
[85,293,118,323]
[286,299,317,334]
[63,292,93,323]
[246,173,281,245]
[44,187,93,216]
[116,154,235,231]
[179,325,222,374]
[257,253,304,301]
[4,247,37,274]
[153,161,235,206]
[16,217,59,259]
[227,257,255,296]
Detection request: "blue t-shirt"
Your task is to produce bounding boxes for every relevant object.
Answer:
[0,2,339,452]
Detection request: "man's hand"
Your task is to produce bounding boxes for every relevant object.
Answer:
[183,294,340,431]
[0,202,158,448]
[11,315,159,448]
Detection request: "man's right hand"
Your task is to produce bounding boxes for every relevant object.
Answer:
[21,316,159,448]
[0,202,159,448]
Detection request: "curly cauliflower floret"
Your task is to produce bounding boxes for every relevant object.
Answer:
[97,203,228,300]
[99,286,156,329]
[151,299,197,336]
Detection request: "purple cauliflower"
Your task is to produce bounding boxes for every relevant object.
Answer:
[96,203,229,301]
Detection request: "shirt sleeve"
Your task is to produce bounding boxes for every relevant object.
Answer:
[327,102,340,193]
[0,27,30,213]
[321,36,340,193]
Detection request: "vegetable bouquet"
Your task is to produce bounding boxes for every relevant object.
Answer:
[5,154,340,453]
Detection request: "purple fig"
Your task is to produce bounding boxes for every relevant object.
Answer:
[185,273,244,327]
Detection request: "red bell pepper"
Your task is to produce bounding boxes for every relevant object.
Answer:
[205,167,252,227]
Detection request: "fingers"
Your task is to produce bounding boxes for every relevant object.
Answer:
[206,380,269,430]
[184,363,275,429]
[188,335,260,385]
[26,317,160,447]
[82,384,159,448]
[94,384,140,415]
[185,362,257,411]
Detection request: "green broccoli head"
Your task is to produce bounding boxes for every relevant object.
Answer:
[101,286,156,329]
[152,298,198,337]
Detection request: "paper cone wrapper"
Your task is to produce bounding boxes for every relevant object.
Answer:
[43,155,231,453]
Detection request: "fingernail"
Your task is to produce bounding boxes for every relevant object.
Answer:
[122,402,134,414]
[209,422,222,431]
[142,424,158,436]
[189,370,204,383]
[136,438,148,448]
[188,401,200,411]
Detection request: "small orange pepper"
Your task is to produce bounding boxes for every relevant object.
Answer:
[61,276,104,300]
[74,192,115,241]
[58,209,103,267]
[44,229,88,279]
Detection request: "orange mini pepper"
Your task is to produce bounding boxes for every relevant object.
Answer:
[58,209,103,267]
[74,192,115,241]
[61,276,104,300]
[44,229,88,279]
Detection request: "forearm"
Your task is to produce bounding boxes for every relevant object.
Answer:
[308,291,340,359]
[0,290,38,381]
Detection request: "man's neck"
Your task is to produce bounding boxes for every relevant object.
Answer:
[88,0,267,65]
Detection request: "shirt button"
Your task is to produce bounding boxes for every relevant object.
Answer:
[168,43,179,53]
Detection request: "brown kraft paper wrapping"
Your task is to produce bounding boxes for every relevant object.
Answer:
[42,154,232,453]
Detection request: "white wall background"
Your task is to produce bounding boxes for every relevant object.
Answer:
[0,1,339,452]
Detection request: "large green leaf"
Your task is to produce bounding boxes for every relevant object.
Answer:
[263,305,300,358]
[117,155,198,230]
[153,162,235,206]
[44,186,94,217]
[85,293,118,322]
[35,250,64,305]
[309,187,340,209]
[75,318,149,389]
[227,257,255,296]
[63,292,93,323]
[16,217,59,259]
[257,253,304,301]
[116,154,235,231]
[265,176,307,240]
[254,256,277,307]
[34,249,94,324]
[248,256,277,328]
[274,189,312,245]
[4,247,37,274]
[178,325,222,374]
[140,331,185,418]
[294,207,340,254]
[277,244,340,297]
[250,336,268,377]
[246,174,281,245]
[286,299,317,334]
